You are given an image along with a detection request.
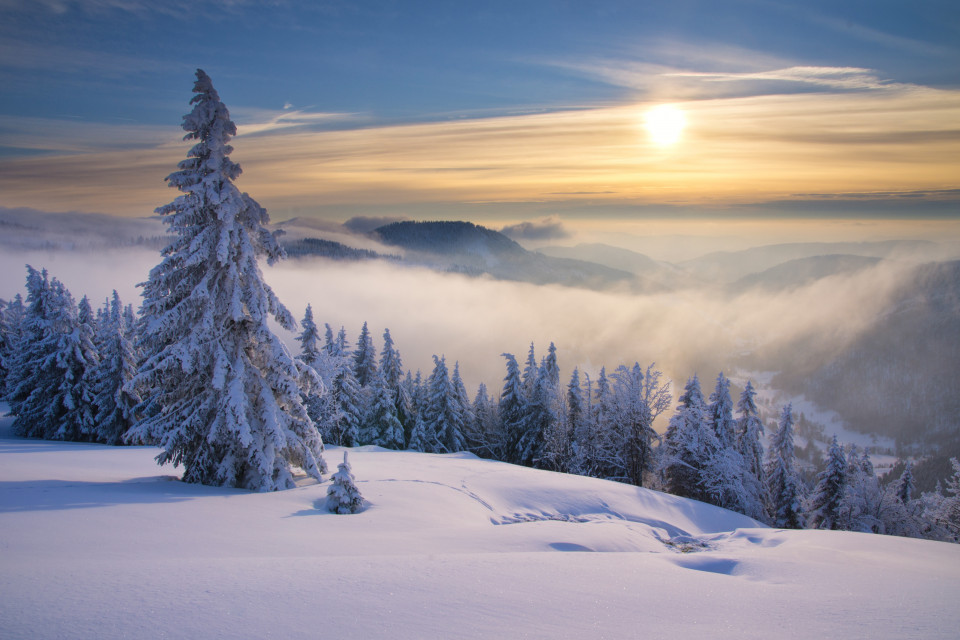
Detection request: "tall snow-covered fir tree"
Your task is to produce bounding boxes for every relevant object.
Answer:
[352,321,377,389]
[422,355,466,454]
[93,291,140,445]
[896,461,915,504]
[364,370,405,450]
[707,373,736,450]
[807,435,847,530]
[0,294,26,398]
[735,381,766,490]
[498,352,527,465]
[7,267,99,442]
[378,328,412,437]
[294,305,330,431]
[659,375,716,502]
[125,69,326,490]
[765,404,806,528]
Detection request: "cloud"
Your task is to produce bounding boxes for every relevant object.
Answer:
[665,66,908,91]
[1,80,957,219]
[500,216,571,242]
[343,216,410,234]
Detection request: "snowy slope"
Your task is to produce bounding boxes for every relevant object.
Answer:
[1,408,958,639]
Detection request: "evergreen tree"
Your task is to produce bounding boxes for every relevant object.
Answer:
[567,368,592,475]
[7,268,99,441]
[126,70,326,490]
[659,376,716,502]
[765,404,805,528]
[707,372,736,449]
[364,371,405,450]
[516,363,554,467]
[295,305,323,369]
[735,381,766,489]
[451,361,473,439]
[543,342,560,387]
[423,355,465,453]
[807,436,847,530]
[498,353,526,465]
[295,305,327,430]
[93,291,140,445]
[609,364,666,487]
[352,321,377,388]
[326,451,364,514]
[466,383,500,458]
[896,461,915,504]
[521,343,538,399]
[839,445,883,533]
[0,294,26,399]
[327,361,362,447]
[935,458,960,541]
[379,328,413,435]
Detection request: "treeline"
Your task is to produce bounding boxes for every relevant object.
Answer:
[1,273,958,542]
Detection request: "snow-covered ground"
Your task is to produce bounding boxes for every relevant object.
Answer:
[1,409,957,639]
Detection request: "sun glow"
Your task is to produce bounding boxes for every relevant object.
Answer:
[644,104,687,146]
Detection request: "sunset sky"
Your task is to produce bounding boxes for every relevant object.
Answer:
[1,0,958,235]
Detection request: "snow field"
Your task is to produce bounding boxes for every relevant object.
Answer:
[1,416,958,639]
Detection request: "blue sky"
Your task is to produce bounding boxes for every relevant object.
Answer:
[1,0,958,228]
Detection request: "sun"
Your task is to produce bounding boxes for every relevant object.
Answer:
[644,104,687,146]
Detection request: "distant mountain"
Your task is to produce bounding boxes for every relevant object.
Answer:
[536,243,693,291]
[682,240,936,283]
[730,254,883,293]
[282,237,399,262]
[374,221,636,289]
[773,260,960,450]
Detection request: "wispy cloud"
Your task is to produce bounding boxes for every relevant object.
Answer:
[500,216,571,242]
[666,66,909,91]
[1,82,957,218]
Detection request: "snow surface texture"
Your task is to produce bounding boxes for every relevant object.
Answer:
[1,407,957,639]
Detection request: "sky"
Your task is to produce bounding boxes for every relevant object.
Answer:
[0,0,958,237]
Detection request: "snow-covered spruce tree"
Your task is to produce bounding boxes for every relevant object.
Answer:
[364,370,405,450]
[708,373,736,450]
[807,436,847,530]
[8,267,99,441]
[326,451,364,514]
[838,446,883,533]
[125,70,326,490]
[352,321,377,388]
[423,355,466,453]
[93,291,140,445]
[498,352,527,465]
[295,304,328,430]
[326,349,363,447]
[516,362,555,468]
[60,295,101,441]
[379,328,413,438]
[0,294,26,399]
[896,461,915,504]
[735,381,766,492]
[935,458,960,542]
[659,376,717,502]
[467,383,502,459]
[765,404,806,529]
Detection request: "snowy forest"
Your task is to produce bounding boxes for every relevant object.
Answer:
[2,70,958,543]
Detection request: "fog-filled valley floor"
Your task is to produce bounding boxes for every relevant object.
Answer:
[1,407,958,639]
[3,208,957,455]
